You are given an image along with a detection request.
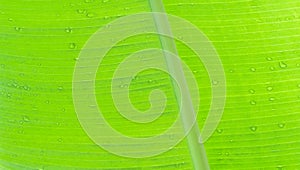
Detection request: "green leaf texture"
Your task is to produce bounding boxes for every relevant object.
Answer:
[1,0,300,169]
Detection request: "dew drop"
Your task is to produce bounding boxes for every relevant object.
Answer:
[18,129,24,134]
[278,123,285,128]
[279,61,287,69]
[102,0,109,2]
[57,86,64,91]
[276,165,284,170]
[23,116,30,122]
[266,57,273,61]
[177,36,183,40]
[77,9,85,14]
[266,86,273,91]
[212,80,219,85]
[250,67,256,72]
[269,66,275,71]
[65,27,72,33]
[297,84,300,88]
[86,13,95,18]
[132,75,139,81]
[250,100,256,105]
[69,43,76,49]
[250,126,257,132]
[15,27,22,32]
[216,129,223,134]
[249,89,255,94]
[21,86,28,90]
[269,97,275,101]
[119,84,128,88]
[6,93,11,98]
[57,138,63,142]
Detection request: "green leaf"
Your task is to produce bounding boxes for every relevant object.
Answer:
[1,0,300,169]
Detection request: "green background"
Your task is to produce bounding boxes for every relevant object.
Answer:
[1,0,300,169]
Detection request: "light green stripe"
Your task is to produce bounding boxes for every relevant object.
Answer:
[148,1,210,169]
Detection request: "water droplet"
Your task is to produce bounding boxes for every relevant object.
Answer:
[18,129,24,134]
[103,16,109,19]
[8,18,13,22]
[65,27,72,33]
[69,43,76,49]
[45,100,50,104]
[269,66,275,71]
[216,129,223,134]
[15,27,22,32]
[279,61,287,69]
[119,84,128,88]
[6,93,11,98]
[229,69,234,73]
[23,85,30,91]
[250,100,256,105]
[123,7,130,10]
[269,97,275,101]
[57,86,64,91]
[23,116,30,122]
[192,70,198,73]
[250,126,257,132]
[132,75,139,81]
[266,57,273,61]
[88,105,96,108]
[277,165,284,170]
[177,36,183,40]
[86,13,95,18]
[278,123,285,128]
[77,9,85,14]
[102,0,109,2]
[57,138,63,142]
[250,67,256,72]
[148,79,153,83]
[249,89,255,94]
[212,80,219,85]
[73,57,79,61]
[266,86,273,91]
[296,63,300,67]
[297,84,300,88]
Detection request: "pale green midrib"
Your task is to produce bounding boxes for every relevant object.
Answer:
[148,1,210,170]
